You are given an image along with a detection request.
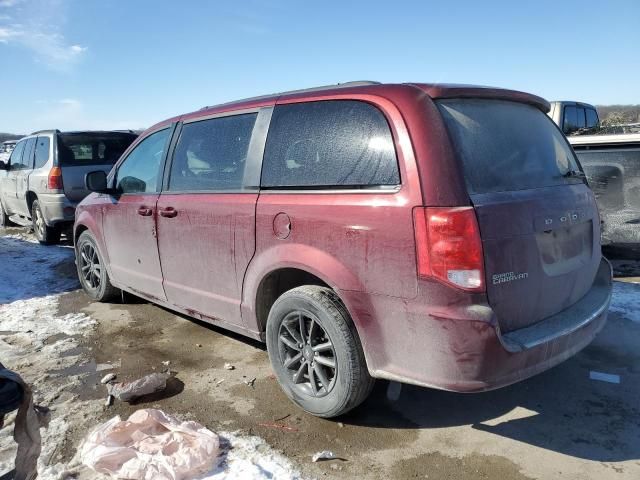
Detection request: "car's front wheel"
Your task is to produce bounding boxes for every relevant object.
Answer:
[266,285,374,418]
[32,199,60,244]
[76,231,119,302]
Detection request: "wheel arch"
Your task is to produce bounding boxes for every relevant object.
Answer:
[242,244,366,336]
[26,191,37,212]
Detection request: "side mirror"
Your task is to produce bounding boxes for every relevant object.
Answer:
[85,170,109,193]
[0,160,8,171]
[118,176,146,193]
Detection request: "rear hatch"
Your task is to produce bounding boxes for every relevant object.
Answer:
[438,99,601,333]
[57,132,137,201]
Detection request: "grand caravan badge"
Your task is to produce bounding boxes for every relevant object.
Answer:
[492,271,529,285]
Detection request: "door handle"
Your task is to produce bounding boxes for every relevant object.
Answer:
[137,206,153,216]
[159,207,178,218]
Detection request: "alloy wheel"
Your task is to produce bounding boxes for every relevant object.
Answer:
[278,311,337,397]
[79,242,102,291]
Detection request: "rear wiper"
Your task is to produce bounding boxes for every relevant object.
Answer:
[563,169,586,179]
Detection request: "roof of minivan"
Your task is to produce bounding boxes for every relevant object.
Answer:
[146,81,551,132]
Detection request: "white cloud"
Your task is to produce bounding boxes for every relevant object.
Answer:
[0,0,87,71]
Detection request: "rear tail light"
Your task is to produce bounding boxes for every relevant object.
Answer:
[413,206,485,292]
[48,166,63,190]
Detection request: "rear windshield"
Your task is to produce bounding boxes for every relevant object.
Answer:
[437,99,582,194]
[57,133,137,166]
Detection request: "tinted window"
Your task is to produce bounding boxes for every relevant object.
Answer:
[58,133,137,166]
[261,101,399,188]
[34,136,50,169]
[12,138,36,170]
[168,113,257,192]
[576,107,586,129]
[563,106,578,134]
[438,99,581,194]
[586,109,599,128]
[116,129,170,194]
[8,140,26,170]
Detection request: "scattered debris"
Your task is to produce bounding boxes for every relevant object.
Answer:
[312,450,337,462]
[100,373,117,384]
[104,395,114,407]
[162,360,171,366]
[96,360,121,372]
[80,409,219,479]
[589,371,621,384]
[257,423,299,432]
[274,414,291,422]
[245,377,257,388]
[107,372,170,402]
[337,422,344,428]
[196,344,202,348]
[224,363,235,370]
[215,379,225,386]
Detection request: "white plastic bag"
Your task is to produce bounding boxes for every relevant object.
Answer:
[80,409,220,480]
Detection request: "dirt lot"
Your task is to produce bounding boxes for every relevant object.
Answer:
[1,227,639,479]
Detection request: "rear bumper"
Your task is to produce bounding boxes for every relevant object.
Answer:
[341,256,612,392]
[38,193,76,226]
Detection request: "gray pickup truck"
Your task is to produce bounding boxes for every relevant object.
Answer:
[570,133,640,248]
[0,130,137,243]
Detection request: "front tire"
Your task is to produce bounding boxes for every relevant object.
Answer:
[76,231,119,302]
[266,286,374,418]
[32,199,60,244]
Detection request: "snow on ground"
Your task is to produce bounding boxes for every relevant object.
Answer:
[0,231,301,479]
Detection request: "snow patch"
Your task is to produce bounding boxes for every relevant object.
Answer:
[199,432,302,480]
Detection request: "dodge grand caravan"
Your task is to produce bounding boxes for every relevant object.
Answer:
[74,82,612,417]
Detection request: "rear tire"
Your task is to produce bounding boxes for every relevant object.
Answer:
[32,199,60,245]
[76,231,119,302]
[266,285,374,418]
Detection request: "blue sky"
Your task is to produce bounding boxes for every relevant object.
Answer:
[0,0,638,133]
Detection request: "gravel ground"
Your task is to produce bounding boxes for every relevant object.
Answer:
[1,226,639,479]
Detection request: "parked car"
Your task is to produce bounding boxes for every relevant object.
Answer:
[74,82,612,417]
[0,130,138,243]
[548,101,599,135]
[570,133,640,247]
[0,140,17,168]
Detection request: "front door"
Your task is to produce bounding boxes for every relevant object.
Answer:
[14,137,36,217]
[0,139,26,215]
[156,112,260,327]
[102,128,173,301]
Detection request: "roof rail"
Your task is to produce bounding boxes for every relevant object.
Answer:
[200,80,381,111]
[29,129,61,135]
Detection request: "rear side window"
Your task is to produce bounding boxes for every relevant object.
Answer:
[58,133,137,166]
[563,106,578,134]
[438,99,581,195]
[168,113,257,192]
[116,129,171,194]
[261,100,399,188]
[586,109,598,128]
[34,136,50,169]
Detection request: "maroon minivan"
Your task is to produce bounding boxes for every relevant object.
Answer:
[75,82,612,417]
